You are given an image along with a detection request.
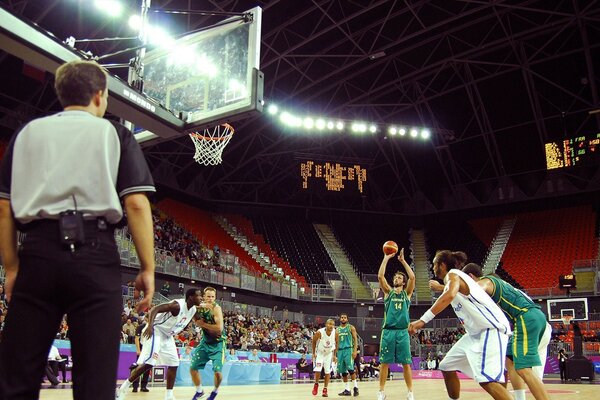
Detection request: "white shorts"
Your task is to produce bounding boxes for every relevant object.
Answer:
[313,352,334,374]
[137,330,179,367]
[439,329,509,383]
[533,323,551,380]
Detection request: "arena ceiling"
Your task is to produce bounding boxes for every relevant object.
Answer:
[1,0,599,215]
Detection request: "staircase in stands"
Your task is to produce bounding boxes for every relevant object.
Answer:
[409,229,433,303]
[482,217,517,275]
[313,224,372,300]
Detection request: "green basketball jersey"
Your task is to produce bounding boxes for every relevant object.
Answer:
[486,275,540,321]
[337,324,354,349]
[382,290,410,329]
[196,304,225,344]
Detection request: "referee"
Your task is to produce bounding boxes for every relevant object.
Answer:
[0,60,156,399]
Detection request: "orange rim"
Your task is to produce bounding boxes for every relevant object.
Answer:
[189,123,235,141]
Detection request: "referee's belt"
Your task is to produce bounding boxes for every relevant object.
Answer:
[18,217,111,232]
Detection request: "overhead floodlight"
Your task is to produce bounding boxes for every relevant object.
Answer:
[128,15,142,30]
[303,117,314,129]
[421,129,430,139]
[351,122,367,133]
[399,128,406,136]
[316,119,326,130]
[410,129,418,138]
[280,111,292,124]
[369,125,377,133]
[147,26,174,48]
[336,121,344,130]
[326,121,335,130]
[389,126,397,135]
[95,0,123,17]
[267,104,278,115]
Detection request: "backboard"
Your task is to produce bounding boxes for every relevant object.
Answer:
[547,297,588,321]
[134,6,262,143]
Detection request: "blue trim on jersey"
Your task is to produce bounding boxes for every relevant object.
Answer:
[480,328,494,382]
[467,294,508,335]
[495,329,504,381]
[480,328,504,382]
[142,333,156,365]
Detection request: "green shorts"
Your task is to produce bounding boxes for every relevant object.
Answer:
[336,348,355,374]
[190,340,225,372]
[506,308,547,370]
[379,329,412,365]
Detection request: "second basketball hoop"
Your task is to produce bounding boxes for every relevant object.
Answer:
[189,123,235,166]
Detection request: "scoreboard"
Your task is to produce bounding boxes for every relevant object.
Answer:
[545,133,600,169]
[300,161,367,194]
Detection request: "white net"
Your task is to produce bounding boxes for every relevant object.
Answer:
[189,124,235,166]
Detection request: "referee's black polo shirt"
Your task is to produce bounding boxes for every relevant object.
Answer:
[0,110,155,224]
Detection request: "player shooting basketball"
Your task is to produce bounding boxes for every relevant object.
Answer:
[378,246,415,400]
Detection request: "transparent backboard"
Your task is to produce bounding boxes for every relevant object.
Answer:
[134,6,261,139]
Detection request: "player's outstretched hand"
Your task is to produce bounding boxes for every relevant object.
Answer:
[134,270,155,312]
[408,320,425,335]
[428,280,444,292]
[397,248,405,263]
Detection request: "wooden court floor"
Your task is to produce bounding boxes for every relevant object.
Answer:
[39,378,599,400]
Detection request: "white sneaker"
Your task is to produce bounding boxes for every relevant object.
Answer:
[406,392,414,400]
[377,391,386,400]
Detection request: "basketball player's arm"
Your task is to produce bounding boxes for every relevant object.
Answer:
[312,330,321,360]
[0,199,18,303]
[408,274,461,334]
[398,248,416,298]
[350,325,358,359]
[197,304,224,336]
[378,254,395,295]
[124,193,155,312]
[144,301,180,339]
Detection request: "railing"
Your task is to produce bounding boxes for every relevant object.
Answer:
[116,231,301,301]
[115,231,600,303]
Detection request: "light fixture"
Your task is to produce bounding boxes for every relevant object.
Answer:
[95,0,123,17]
[267,104,278,115]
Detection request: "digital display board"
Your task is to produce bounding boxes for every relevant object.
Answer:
[300,161,367,194]
[545,133,600,169]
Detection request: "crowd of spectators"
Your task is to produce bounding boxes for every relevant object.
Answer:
[417,327,465,345]
[150,209,236,274]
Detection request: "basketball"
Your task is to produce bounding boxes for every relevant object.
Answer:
[383,240,398,255]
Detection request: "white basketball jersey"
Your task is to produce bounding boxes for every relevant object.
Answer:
[152,299,197,336]
[447,269,512,336]
[316,327,336,354]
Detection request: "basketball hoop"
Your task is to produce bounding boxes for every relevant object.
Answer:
[189,123,235,166]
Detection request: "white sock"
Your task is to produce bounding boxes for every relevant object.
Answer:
[196,385,203,393]
[448,397,458,400]
[345,382,350,390]
[212,387,219,394]
[165,389,174,400]
[513,389,526,400]
[353,379,358,388]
